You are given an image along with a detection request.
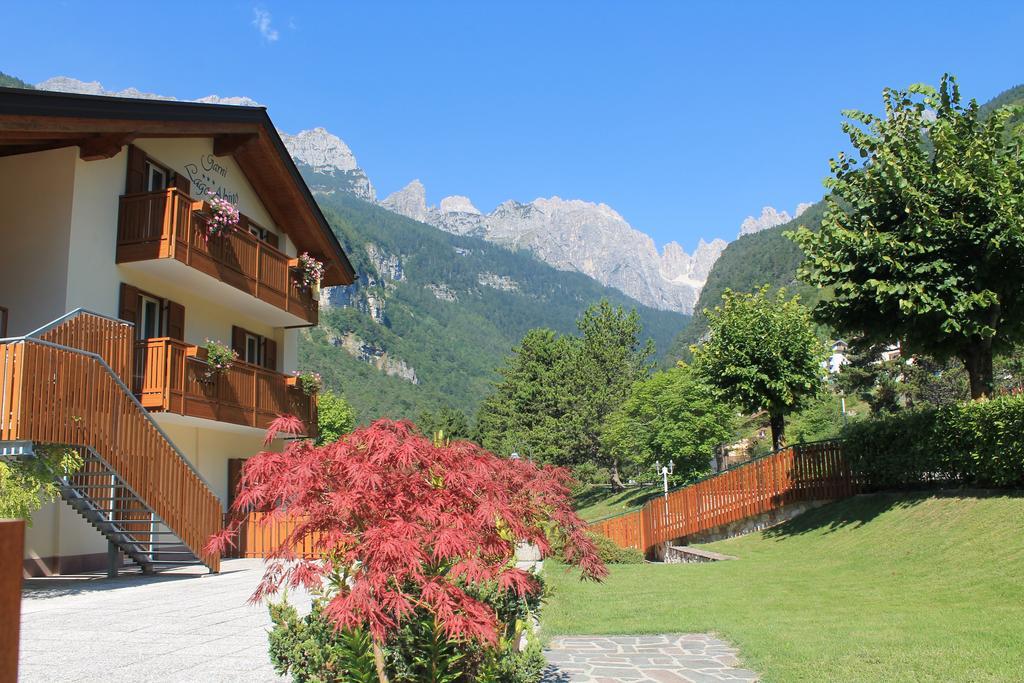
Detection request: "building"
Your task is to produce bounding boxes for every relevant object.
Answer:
[827,339,850,374]
[0,87,355,576]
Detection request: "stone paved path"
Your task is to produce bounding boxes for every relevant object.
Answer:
[542,634,759,682]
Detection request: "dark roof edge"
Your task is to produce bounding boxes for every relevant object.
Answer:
[0,86,355,283]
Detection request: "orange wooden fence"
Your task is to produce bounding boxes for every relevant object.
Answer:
[226,511,323,559]
[591,442,855,554]
[0,313,223,571]
[224,444,855,562]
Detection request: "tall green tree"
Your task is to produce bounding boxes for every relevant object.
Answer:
[476,300,653,481]
[418,406,472,442]
[0,446,81,523]
[601,363,734,482]
[573,301,654,484]
[692,287,824,450]
[476,328,581,463]
[790,74,1024,398]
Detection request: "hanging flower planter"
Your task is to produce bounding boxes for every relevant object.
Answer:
[200,339,237,381]
[203,191,240,240]
[292,252,325,298]
[290,370,322,396]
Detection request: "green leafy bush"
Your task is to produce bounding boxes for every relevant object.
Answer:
[0,445,82,523]
[842,394,1024,488]
[268,575,549,683]
[552,530,645,565]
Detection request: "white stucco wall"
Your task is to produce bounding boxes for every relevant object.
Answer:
[0,147,76,334]
[156,420,283,504]
[65,150,127,320]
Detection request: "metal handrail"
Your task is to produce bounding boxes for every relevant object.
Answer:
[23,306,130,339]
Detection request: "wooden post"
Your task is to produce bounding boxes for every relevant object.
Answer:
[1,519,25,683]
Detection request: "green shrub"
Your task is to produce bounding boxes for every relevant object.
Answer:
[268,575,548,683]
[552,530,645,564]
[589,531,646,564]
[268,600,378,683]
[841,394,1024,488]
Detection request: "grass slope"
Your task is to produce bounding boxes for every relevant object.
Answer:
[546,492,1024,681]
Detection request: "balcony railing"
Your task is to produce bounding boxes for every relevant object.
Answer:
[134,337,316,436]
[116,188,318,324]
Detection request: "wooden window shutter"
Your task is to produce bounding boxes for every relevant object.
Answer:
[264,231,279,249]
[263,337,277,371]
[172,172,191,195]
[118,283,140,326]
[231,326,246,358]
[125,145,147,194]
[166,300,185,341]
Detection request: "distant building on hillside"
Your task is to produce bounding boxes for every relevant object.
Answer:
[826,339,850,374]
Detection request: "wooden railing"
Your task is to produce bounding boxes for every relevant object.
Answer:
[134,337,316,435]
[35,310,134,384]
[0,313,222,571]
[116,188,318,324]
[591,442,856,554]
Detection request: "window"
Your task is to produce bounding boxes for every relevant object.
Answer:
[244,333,262,366]
[138,295,163,340]
[119,283,184,342]
[245,220,279,249]
[0,306,7,337]
[145,160,168,192]
[232,325,277,371]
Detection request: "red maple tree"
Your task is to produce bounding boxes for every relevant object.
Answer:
[207,417,606,645]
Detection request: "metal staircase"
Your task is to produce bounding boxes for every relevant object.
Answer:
[58,446,205,574]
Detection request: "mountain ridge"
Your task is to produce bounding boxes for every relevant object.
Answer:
[31,75,806,316]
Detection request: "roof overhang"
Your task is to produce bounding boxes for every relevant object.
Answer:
[0,86,355,286]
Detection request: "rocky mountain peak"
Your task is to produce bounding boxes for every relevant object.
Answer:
[36,76,261,106]
[439,195,481,215]
[280,127,359,173]
[739,206,792,237]
[380,180,429,223]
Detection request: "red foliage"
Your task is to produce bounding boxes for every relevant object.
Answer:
[207,418,605,644]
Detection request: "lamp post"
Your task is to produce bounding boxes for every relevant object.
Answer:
[654,460,674,517]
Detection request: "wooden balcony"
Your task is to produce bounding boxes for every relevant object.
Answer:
[134,338,316,436]
[116,189,318,325]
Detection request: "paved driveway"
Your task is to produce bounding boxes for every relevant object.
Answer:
[21,561,759,683]
[19,559,305,682]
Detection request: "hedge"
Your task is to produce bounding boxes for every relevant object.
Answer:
[841,393,1024,488]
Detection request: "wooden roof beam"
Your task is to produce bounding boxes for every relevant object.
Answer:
[78,133,135,161]
[213,133,257,157]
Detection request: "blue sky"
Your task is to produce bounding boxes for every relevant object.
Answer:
[3,1,1022,251]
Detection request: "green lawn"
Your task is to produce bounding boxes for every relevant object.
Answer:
[545,492,1024,682]
[573,485,657,522]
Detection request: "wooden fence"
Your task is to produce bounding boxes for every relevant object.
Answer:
[591,442,855,554]
[226,511,322,559]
